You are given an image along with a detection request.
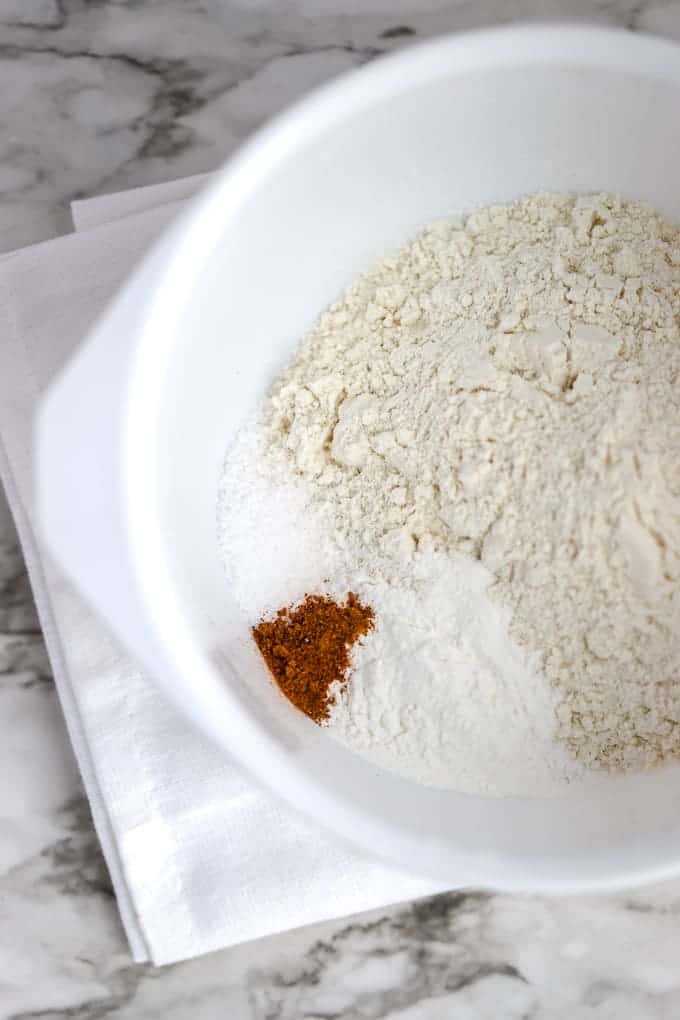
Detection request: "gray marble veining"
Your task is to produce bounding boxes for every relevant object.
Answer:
[5,1,680,1017]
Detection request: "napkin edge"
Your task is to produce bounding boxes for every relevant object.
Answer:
[0,432,149,962]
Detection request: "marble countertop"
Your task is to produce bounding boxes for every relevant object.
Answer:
[4,1,680,1016]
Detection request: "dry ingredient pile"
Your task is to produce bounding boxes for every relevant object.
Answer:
[219,192,680,795]
[252,593,374,723]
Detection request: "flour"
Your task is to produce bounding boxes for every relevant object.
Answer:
[327,552,584,796]
[220,192,680,789]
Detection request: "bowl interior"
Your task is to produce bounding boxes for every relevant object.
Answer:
[144,30,680,888]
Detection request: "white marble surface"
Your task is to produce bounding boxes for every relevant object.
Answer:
[5,1,680,1016]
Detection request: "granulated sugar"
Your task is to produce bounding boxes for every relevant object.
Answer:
[220,192,680,791]
[218,426,328,619]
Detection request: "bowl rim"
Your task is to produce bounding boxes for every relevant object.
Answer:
[123,22,680,891]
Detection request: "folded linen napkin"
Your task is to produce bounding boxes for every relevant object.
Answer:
[0,175,443,965]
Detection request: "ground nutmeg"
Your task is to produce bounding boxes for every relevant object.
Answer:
[252,592,374,723]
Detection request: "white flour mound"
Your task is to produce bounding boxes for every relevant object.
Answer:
[257,192,680,776]
[327,552,583,796]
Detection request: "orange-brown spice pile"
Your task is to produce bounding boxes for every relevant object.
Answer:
[252,593,374,723]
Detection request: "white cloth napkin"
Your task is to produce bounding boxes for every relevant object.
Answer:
[0,175,443,966]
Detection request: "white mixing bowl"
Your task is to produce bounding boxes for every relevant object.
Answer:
[37,24,680,891]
